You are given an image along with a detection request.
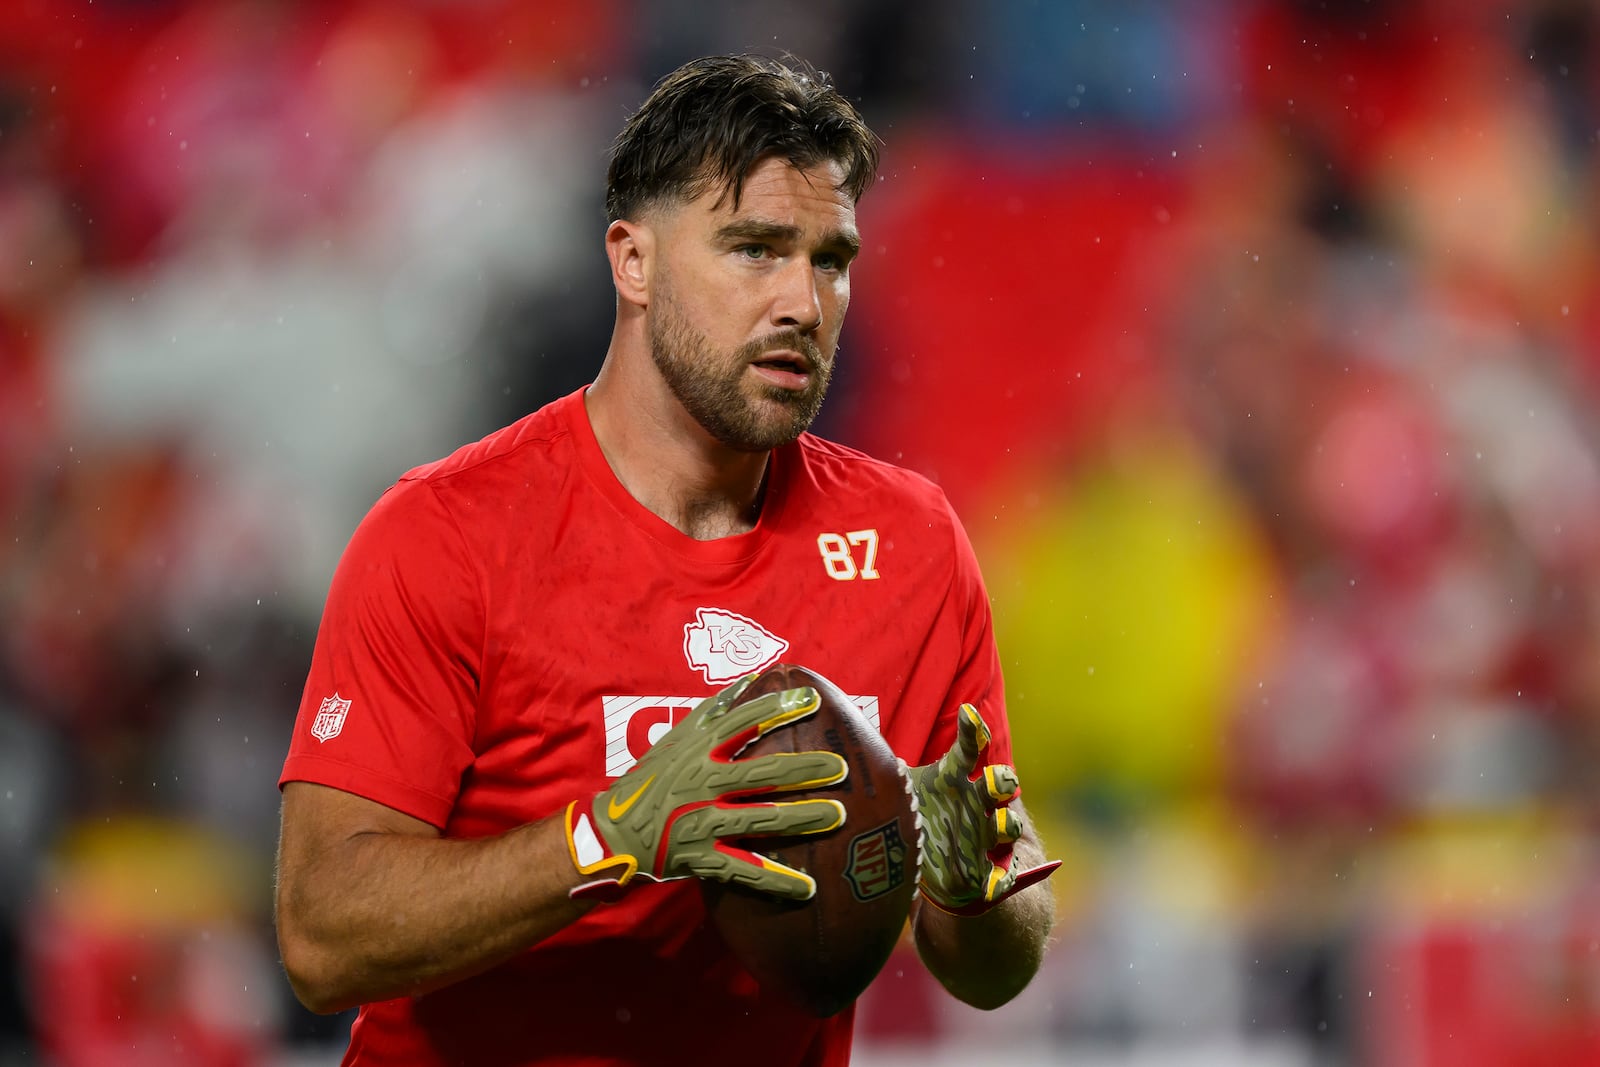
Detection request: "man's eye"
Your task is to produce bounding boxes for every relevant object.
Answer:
[738,244,768,259]
[814,253,841,272]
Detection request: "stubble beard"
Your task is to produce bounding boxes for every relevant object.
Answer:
[648,288,834,452]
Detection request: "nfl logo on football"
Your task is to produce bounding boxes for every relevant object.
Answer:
[311,693,351,742]
[844,820,907,902]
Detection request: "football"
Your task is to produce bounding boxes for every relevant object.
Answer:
[703,663,920,1018]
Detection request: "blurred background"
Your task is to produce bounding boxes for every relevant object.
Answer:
[2,0,1600,1063]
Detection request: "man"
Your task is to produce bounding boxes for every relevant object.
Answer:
[274,54,1059,1066]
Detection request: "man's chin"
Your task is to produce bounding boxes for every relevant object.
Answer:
[753,389,824,437]
[713,409,816,452]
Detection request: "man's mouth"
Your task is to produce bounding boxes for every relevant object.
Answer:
[749,351,814,390]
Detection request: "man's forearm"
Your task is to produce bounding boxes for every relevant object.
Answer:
[911,831,1056,1010]
[276,801,592,1013]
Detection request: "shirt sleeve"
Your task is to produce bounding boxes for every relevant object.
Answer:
[279,476,482,829]
[917,493,1014,769]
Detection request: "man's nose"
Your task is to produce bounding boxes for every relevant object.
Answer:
[772,259,822,332]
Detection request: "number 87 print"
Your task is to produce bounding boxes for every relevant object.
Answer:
[817,529,880,581]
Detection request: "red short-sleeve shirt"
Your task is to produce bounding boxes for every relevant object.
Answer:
[280,388,1011,1067]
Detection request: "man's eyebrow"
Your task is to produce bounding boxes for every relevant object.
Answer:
[714,219,862,257]
[826,228,863,258]
[714,220,800,244]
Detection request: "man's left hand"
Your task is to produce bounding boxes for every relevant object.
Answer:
[909,703,1061,916]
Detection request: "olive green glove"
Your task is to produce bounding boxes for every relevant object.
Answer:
[565,675,848,901]
[910,703,1061,916]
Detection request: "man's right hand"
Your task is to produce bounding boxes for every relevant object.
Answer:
[564,675,849,901]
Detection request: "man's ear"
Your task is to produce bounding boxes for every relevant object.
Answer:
[606,219,653,309]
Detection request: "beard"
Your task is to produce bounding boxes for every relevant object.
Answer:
[648,288,834,452]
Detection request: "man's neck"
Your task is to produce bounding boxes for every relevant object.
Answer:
[673,476,770,540]
[584,364,771,541]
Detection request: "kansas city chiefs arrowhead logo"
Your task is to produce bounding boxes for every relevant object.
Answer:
[683,607,788,684]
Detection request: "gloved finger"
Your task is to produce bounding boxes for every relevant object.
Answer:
[681,798,845,841]
[983,853,1066,903]
[980,764,1020,805]
[709,751,848,798]
[697,672,761,720]
[960,702,994,753]
[982,859,1014,904]
[690,843,819,900]
[925,857,1063,917]
[708,686,821,753]
[993,858,1062,903]
[956,703,992,767]
[990,805,1023,849]
[934,703,990,784]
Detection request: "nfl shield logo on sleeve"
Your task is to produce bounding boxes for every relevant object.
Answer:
[311,694,352,742]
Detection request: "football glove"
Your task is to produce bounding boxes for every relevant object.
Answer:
[565,675,848,901]
[910,702,1061,916]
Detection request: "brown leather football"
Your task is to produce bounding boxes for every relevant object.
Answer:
[702,663,920,1018]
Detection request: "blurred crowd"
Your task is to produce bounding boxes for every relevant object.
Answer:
[3,1,1600,1064]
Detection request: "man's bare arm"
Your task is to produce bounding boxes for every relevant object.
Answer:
[274,782,592,1014]
[274,683,847,1013]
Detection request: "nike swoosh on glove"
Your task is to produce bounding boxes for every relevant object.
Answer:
[565,675,849,901]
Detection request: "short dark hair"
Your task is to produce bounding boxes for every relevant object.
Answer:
[605,54,880,223]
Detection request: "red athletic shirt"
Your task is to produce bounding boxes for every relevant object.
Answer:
[280,387,1012,1067]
